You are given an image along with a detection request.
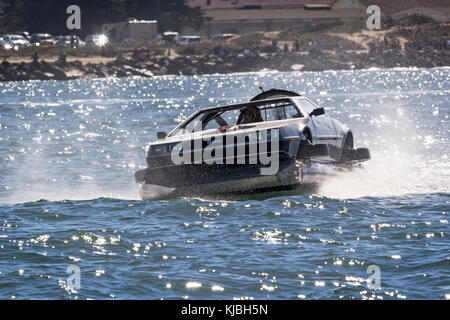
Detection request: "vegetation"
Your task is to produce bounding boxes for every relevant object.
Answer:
[0,0,204,35]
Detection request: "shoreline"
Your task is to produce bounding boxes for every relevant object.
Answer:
[2,65,448,84]
[1,48,448,82]
[1,17,448,82]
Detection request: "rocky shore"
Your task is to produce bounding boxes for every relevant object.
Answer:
[2,17,449,82]
[0,46,448,82]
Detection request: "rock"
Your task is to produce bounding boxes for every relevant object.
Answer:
[66,69,84,78]
[68,60,83,68]
[48,67,67,80]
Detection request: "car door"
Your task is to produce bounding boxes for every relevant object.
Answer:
[295,98,338,147]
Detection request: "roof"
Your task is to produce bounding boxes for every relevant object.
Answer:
[358,0,450,15]
[187,0,335,10]
[250,89,300,101]
[188,0,450,15]
[203,7,366,21]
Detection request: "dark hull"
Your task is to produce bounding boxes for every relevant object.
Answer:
[137,159,303,200]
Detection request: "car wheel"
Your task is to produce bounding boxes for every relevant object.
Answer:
[301,129,312,145]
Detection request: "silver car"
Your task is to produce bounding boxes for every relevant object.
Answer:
[135,89,370,200]
[2,34,30,48]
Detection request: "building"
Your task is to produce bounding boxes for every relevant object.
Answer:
[102,19,157,44]
[184,0,367,36]
[184,0,449,36]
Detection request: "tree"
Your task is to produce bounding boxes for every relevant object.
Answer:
[124,0,205,32]
[0,0,204,35]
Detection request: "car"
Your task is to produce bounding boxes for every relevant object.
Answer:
[55,35,70,47]
[2,34,30,48]
[29,33,56,46]
[153,34,163,45]
[85,34,109,47]
[134,88,370,200]
[72,36,85,47]
[16,31,30,40]
[55,35,85,47]
[176,35,202,45]
[0,38,13,50]
[162,31,179,44]
[209,33,236,42]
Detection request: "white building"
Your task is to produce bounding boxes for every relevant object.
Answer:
[102,19,157,44]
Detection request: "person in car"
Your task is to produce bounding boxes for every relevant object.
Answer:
[237,106,263,125]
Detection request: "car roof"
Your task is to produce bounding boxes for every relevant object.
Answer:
[250,89,300,101]
[180,35,201,39]
[189,97,294,116]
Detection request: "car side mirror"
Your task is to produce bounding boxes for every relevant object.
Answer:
[310,107,325,117]
[157,132,167,139]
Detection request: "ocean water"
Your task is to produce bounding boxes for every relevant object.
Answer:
[0,68,448,299]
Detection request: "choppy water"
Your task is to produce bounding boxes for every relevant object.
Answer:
[0,68,449,299]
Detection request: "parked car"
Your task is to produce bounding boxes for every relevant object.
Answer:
[55,35,70,47]
[73,36,85,47]
[85,34,109,47]
[29,33,56,46]
[176,35,202,45]
[162,31,179,45]
[2,34,30,48]
[16,31,30,40]
[55,35,85,48]
[209,33,237,43]
[0,38,13,50]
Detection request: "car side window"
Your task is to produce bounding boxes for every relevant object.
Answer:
[262,102,303,121]
[284,104,303,118]
[264,107,284,121]
[297,99,319,116]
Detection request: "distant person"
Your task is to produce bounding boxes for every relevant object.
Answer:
[132,48,139,60]
[309,40,318,54]
[32,51,39,65]
[283,43,289,52]
[58,50,67,65]
[213,45,222,55]
[295,36,300,51]
[368,42,376,55]
[272,40,278,52]
[115,53,125,64]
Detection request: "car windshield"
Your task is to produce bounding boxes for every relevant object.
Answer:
[169,99,303,136]
[9,35,25,40]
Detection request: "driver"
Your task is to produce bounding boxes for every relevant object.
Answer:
[237,106,263,125]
